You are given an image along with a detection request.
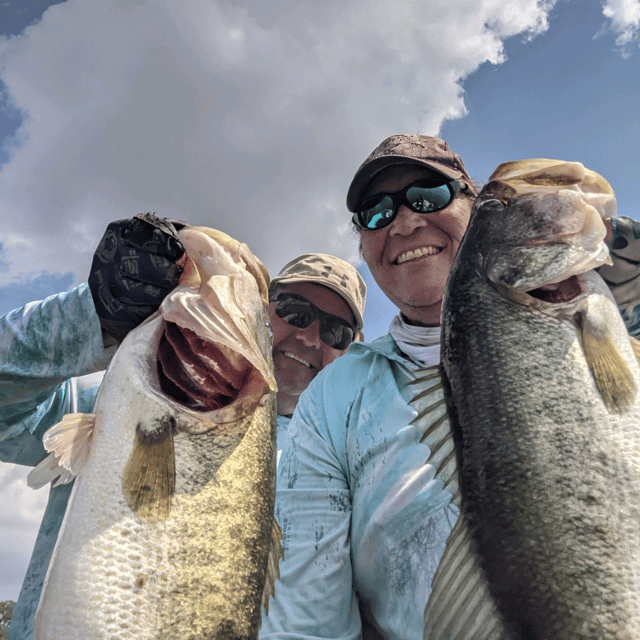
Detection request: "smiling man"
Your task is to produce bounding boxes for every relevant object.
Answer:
[261,134,479,639]
[267,253,367,453]
[0,216,366,640]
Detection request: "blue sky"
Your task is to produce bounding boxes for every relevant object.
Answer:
[1,0,639,339]
[0,0,639,602]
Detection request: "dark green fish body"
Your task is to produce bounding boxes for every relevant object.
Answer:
[430,160,640,639]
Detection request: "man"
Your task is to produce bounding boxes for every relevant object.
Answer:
[261,134,476,639]
[261,134,640,640]
[268,253,366,455]
[0,214,365,640]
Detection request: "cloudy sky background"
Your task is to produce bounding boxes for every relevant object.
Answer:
[1,0,639,602]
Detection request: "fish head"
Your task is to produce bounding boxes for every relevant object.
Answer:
[470,159,616,301]
[154,226,277,426]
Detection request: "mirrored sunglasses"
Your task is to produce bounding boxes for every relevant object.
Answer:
[353,178,464,230]
[269,292,356,350]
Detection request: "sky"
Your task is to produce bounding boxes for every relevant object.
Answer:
[0,0,639,603]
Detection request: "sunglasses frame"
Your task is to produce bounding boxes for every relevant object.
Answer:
[269,291,357,350]
[352,178,464,230]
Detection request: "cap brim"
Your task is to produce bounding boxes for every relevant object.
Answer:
[346,156,463,212]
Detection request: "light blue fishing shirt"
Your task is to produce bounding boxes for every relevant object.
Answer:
[260,333,457,640]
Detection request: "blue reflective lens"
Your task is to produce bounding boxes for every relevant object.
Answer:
[354,179,462,230]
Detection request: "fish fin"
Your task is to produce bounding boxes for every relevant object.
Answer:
[27,413,96,489]
[406,365,441,386]
[581,317,636,413]
[424,516,506,639]
[260,518,284,617]
[122,417,176,522]
[27,451,75,489]
[629,336,640,365]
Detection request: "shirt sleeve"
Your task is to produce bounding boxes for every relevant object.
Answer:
[0,283,115,466]
[260,368,362,640]
[598,216,640,337]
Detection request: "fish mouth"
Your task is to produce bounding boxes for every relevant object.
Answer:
[157,321,251,412]
[525,275,583,304]
[395,246,442,265]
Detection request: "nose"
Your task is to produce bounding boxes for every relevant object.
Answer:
[388,204,428,236]
[295,320,322,349]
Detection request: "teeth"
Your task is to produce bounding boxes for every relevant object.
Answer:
[283,351,312,367]
[396,246,440,264]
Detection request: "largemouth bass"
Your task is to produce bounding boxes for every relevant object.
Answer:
[27,226,280,640]
[425,159,640,639]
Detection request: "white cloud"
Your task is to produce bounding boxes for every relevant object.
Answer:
[0,464,48,601]
[0,0,557,288]
[601,0,640,56]
[0,0,560,602]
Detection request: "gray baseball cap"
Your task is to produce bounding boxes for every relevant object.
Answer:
[270,253,367,330]
[347,134,476,212]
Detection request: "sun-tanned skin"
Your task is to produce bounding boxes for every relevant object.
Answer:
[269,281,356,417]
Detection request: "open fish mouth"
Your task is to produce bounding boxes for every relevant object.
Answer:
[152,226,276,421]
[525,274,583,304]
[157,321,252,412]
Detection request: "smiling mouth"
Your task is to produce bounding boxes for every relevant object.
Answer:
[396,246,442,265]
[283,351,312,368]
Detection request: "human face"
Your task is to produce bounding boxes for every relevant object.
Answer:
[359,165,473,326]
[269,281,356,416]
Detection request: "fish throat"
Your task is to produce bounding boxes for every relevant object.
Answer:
[157,321,252,412]
[525,274,582,304]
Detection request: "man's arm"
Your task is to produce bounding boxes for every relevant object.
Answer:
[0,284,111,466]
[0,213,187,466]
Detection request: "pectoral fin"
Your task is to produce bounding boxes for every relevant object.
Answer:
[629,335,640,366]
[581,315,636,413]
[122,416,176,522]
[27,413,96,489]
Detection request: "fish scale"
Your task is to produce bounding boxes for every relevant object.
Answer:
[443,272,640,638]
[428,159,640,640]
[28,227,280,640]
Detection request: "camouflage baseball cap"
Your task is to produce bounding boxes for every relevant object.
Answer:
[270,253,367,330]
[347,134,476,212]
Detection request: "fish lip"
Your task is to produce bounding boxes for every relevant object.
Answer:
[393,245,443,265]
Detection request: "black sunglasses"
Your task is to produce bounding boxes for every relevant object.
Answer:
[353,178,464,230]
[269,292,356,350]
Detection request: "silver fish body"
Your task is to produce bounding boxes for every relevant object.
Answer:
[29,227,279,640]
[433,160,640,639]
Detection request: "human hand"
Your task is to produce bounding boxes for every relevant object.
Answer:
[88,213,187,343]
